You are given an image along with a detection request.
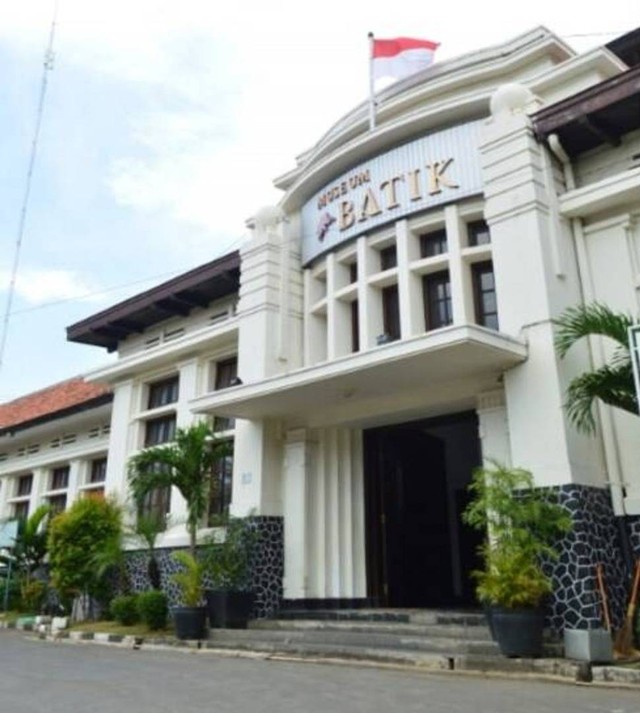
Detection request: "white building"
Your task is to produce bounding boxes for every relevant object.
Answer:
[4,25,640,629]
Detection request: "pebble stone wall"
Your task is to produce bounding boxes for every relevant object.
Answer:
[124,516,284,619]
[545,485,637,633]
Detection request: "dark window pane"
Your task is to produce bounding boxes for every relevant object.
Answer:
[48,494,67,515]
[215,358,238,390]
[351,299,360,353]
[423,271,453,331]
[420,229,448,257]
[17,474,33,497]
[213,357,238,432]
[380,246,397,271]
[349,263,358,283]
[467,220,491,246]
[472,261,499,330]
[139,486,170,525]
[382,285,400,341]
[13,501,29,520]
[148,376,179,409]
[90,458,107,484]
[208,449,233,523]
[144,416,176,447]
[51,466,69,491]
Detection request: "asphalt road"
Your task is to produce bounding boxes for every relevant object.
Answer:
[1,630,639,713]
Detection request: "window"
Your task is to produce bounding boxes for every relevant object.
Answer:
[140,416,175,523]
[472,261,499,330]
[423,271,453,331]
[351,299,360,353]
[89,458,107,484]
[381,285,401,342]
[139,486,170,524]
[144,415,176,447]
[148,376,179,409]
[379,245,397,271]
[213,357,238,433]
[467,220,491,246]
[13,501,29,520]
[48,494,67,515]
[349,262,358,283]
[50,466,69,491]
[207,449,234,523]
[17,474,33,497]
[215,357,238,390]
[420,229,448,258]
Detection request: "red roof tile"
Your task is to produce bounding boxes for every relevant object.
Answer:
[0,378,111,431]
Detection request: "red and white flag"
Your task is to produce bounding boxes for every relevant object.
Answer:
[371,37,439,81]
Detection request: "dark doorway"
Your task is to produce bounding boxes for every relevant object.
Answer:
[364,411,483,608]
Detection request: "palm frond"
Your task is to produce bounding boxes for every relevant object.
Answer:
[554,303,634,358]
[565,363,638,433]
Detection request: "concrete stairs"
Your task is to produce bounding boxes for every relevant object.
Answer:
[205,609,563,667]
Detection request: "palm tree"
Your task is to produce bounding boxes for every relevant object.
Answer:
[127,422,229,557]
[0,505,50,587]
[554,302,638,433]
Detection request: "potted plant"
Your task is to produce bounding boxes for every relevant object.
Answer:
[170,551,207,639]
[463,462,572,657]
[203,517,256,629]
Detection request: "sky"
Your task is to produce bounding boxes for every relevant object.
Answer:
[0,0,636,402]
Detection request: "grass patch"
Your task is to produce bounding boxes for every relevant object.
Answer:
[0,611,32,624]
[70,620,172,638]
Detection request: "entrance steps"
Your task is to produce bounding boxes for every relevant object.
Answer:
[205,609,563,663]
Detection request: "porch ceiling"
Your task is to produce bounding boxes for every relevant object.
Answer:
[190,325,527,426]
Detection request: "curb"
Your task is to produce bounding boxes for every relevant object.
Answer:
[24,628,640,687]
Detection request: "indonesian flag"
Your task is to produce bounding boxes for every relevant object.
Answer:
[372,37,439,81]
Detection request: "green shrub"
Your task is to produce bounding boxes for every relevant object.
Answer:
[110,594,140,625]
[48,498,123,607]
[20,579,45,613]
[137,590,168,630]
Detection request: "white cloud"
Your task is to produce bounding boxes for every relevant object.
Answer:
[0,268,102,306]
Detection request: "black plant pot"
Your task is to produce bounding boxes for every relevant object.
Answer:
[491,606,544,658]
[172,606,207,640]
[205,590,255,629]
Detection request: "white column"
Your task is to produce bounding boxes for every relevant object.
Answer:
[476,390,512,466]
[282,429,310,599]
[357,236,383,349]
[396,219,422,337]
[445,204,473,325]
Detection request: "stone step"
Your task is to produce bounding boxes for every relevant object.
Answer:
[250,618,495,641]
[208,627,500,655]
[275,608,488,627]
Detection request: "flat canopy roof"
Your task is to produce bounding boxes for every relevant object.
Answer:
[532,64,640,157]
[67,251,240,351]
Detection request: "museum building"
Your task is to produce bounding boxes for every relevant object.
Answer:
[2,25,640,630]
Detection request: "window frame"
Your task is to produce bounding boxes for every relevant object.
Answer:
[471,260,499,330]
[423,270,453,331]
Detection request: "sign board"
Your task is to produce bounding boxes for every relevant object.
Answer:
[629,326,640,409]
[0,520,18,550]
[300,119,485,266]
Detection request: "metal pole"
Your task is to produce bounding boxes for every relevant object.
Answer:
[3,554,13,613]
[368,32,376,131]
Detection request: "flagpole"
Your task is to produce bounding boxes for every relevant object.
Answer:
[368,32,376,131]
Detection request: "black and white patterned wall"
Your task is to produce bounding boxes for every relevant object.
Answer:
[544,485,633,633]
[124,516,284,619]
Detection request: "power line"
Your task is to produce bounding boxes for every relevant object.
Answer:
[0,1,59,373]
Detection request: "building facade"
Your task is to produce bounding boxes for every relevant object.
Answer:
[3,26,640,629]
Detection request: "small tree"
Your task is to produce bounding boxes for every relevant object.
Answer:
[0,505,50,588]
[554,302,638,433]
[127,422,229,557]
[48,497,123,611]
[130,512,165,590]
[463,462,572,608]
